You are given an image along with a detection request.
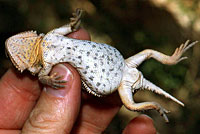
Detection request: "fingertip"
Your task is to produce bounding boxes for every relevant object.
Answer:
[123,114,156,134]
[67,28,91,41]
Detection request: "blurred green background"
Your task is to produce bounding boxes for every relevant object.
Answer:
[1,0,200,133]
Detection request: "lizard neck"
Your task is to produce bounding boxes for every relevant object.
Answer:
[30,35,43,67]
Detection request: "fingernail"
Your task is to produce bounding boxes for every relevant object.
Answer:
[44,64,73,97]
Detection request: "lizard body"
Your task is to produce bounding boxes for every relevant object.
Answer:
[41,33,124,96]
[5,9,198,122]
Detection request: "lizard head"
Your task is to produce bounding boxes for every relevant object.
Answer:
[5,31,43,72]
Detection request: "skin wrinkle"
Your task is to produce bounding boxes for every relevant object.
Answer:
[0,70,41,129]
[35,98,66,122]
[1,69,41,101]
[29,111,59,128]
[81,118,105,133]
[0,130,21,134]
[73,120,103,134]
[26,96,67,132]
[1,79,38,102]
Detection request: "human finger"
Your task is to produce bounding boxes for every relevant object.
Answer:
[67,28,91,40]
[0,69,41,129]
[0,129,21,134]
[71,92,122,133]
[122,115,156,134]
[21,64,81,134]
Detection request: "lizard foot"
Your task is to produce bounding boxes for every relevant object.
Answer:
[39,73,67,89]
[171,40,198,64]
[158,107,170,123]
[70,8,83,32]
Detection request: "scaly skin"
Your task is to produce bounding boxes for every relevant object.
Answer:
[5,9,198,122]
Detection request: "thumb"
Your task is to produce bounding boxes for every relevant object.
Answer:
[21,63,81,134]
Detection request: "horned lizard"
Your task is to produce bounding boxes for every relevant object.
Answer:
[5,9,198,122]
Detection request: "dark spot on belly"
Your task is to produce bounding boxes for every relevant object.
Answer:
[87,52,90,56]
[89,76,94,81]
[96,82,101,87]
[115,73,118,76]
[109,68,114,71]
[83,71,87,74]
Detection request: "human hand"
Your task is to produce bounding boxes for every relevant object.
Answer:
[0,29,156,134]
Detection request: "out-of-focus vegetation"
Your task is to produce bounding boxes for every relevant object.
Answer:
[0,0,200,133]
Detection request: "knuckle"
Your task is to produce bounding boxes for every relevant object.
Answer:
[22,109,63,134]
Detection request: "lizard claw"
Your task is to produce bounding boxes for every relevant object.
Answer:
[158,107,170,123]
[171,40,198,64]
[39,73,67,89]
[70,8,83,32]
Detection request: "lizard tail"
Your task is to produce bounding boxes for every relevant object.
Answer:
[141,78,184,106]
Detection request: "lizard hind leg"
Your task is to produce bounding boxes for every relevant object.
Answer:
[70,8,83,32]
[50,8,83,35]
[118,81,170,122]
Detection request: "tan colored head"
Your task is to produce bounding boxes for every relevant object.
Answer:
[5,31,43,72]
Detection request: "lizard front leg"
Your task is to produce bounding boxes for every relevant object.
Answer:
[38,63,66,89]
[50,8,83,35]
[125,40,198,67]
